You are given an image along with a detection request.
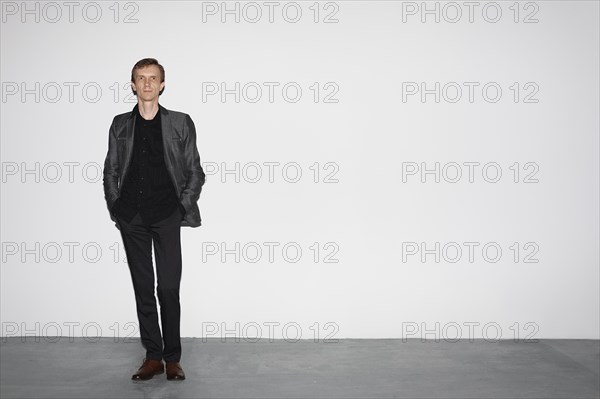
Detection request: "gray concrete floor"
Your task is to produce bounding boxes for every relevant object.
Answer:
[1,338,598,398]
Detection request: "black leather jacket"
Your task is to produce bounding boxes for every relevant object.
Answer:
[103,104,205,228]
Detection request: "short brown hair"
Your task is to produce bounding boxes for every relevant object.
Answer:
[131,58,165,83]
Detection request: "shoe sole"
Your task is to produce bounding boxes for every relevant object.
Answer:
[167,376,186,381]
[131,369,165,381]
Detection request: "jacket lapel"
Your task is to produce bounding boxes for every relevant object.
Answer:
[119,105,137,186]
[160,104,174,167]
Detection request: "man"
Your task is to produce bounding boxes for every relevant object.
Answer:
[102,58,205,381]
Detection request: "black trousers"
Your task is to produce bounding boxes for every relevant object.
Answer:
[116,207,184,362]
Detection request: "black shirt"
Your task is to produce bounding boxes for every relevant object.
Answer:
[113,104,183,225]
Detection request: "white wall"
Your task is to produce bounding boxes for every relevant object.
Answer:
[1,1,598,340]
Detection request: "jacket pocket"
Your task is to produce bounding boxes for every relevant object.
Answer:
[172,137,183,147]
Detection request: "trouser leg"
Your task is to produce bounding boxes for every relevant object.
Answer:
[151,207,184,362]
[118,212,163,361]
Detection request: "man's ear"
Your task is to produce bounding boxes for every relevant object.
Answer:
[130,82,136,94]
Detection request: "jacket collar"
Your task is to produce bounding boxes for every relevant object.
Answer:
[123,102,173,144]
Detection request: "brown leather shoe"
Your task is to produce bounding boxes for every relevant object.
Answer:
[166,362,186,380]
[131,358,164,381]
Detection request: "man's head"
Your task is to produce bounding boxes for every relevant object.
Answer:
[130,58,165,99]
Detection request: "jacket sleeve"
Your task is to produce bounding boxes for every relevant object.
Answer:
[102,116,120,217]
[180,114,205,214]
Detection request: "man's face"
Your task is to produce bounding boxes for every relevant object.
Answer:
[131,65,165,101]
